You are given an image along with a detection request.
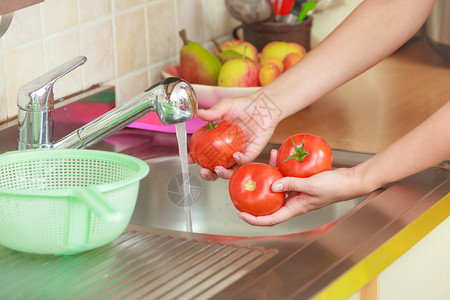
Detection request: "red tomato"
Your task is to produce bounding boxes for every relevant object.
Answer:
[277,133,332,178]
[190,120,246,171]
[229,163,286,216]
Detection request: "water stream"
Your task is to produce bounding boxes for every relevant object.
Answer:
[175,123,193,232]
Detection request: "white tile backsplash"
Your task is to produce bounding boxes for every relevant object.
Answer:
[80,19,115,88]
[79,0,112,23]
[176,0,204,45]
[0,0,236,122]
[116,69,148,106]
[42,0,78,35]
[113,0,145,12]
[203,0,240,41]
[115,8,147,76]
[4,41,44,119]
[146,0,177,63]
[43,29,82,97]
[3,4,42,47]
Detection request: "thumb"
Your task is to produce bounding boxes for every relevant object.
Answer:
[197,97,237,121]
[271,177,310,193]
[196,107,222,121]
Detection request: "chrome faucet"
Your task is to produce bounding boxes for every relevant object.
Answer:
[17,56,197,150]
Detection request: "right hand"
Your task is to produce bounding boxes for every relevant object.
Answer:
[192,92,282,181]
[238,149,366,226]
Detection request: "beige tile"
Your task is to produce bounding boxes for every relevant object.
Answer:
[80,19,115,88]
[4,41,44,118]
[114,9,146,75]
[176,0,204,45]
[146,0,177,63]
[115,70,148,105]
[43,30,82,98]
[42,0,78,35]
[113,0,144,11]
[148,60,176,85]
[203,0,240,40]
[79,0,112,23]
[0,52,6,122]
[3,4,42,47]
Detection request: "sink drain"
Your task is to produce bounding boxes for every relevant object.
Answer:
[167,172,202,207]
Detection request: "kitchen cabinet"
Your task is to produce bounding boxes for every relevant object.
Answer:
[349,217,449,300]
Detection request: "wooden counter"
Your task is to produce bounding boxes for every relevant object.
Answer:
[270,36,450,154]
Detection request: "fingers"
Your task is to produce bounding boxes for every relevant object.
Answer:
[198,163,240,181]
[239,193,312,226]
[196,97,236,121]
[199,168,219,181]
[271,176,310,193]
[187,153,195,164]
[238,203,301,226]
[269,149,278,168]
[213,166,235,179]
[196,108,222,121]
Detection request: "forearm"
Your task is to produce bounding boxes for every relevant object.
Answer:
[353,102,450,194]
[262,0,436,120]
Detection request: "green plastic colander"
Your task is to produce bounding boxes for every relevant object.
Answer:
[0,149,149,255]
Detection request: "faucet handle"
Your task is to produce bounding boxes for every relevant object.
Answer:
[17,56,86,150]
[18,56,87,109]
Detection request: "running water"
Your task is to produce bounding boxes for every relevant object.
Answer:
[175,123,193,232]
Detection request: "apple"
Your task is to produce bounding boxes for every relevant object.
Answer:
[260,41,306,63]
[283,52,303,70]
[260,56,284,72]
[214,39,259,62]
[218,58,261,87]
[259,63,282,86]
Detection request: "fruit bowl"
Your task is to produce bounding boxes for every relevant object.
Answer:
[161,65,260,108]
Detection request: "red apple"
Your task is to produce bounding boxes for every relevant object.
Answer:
[260,41,306,63]
[259,63,282,86]
[218,58,261,87]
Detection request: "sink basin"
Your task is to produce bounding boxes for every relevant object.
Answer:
[130,155,364,236]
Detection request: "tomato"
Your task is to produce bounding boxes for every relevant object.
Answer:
[277,133,332,178]
[190,120,246,171]
[229,163,286,216]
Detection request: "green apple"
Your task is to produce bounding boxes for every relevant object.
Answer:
[214,40,259,62]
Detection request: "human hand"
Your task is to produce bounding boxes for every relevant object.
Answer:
[190,92,283,181]
[239,150,364,226]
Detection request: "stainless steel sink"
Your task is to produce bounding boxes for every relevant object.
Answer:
[130,155,363,236]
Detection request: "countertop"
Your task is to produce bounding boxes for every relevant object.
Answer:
[270,36,450,154]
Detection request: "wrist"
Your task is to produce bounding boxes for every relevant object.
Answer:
[244,91,283,130]
[350,161,385,196]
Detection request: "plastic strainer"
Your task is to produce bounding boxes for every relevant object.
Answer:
[0,149,149,255]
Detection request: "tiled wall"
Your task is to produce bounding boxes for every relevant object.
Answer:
[0,0,239,123]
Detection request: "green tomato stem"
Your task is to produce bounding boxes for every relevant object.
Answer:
[282,136,310,163]
[205,120,221,130]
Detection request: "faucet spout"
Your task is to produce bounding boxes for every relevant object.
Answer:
[52,77,197,149]
[17,56,197,150]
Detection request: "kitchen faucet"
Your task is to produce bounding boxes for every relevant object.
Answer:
[17,56,197,150]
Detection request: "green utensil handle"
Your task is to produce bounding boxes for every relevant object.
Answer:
[73,187,123,222]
